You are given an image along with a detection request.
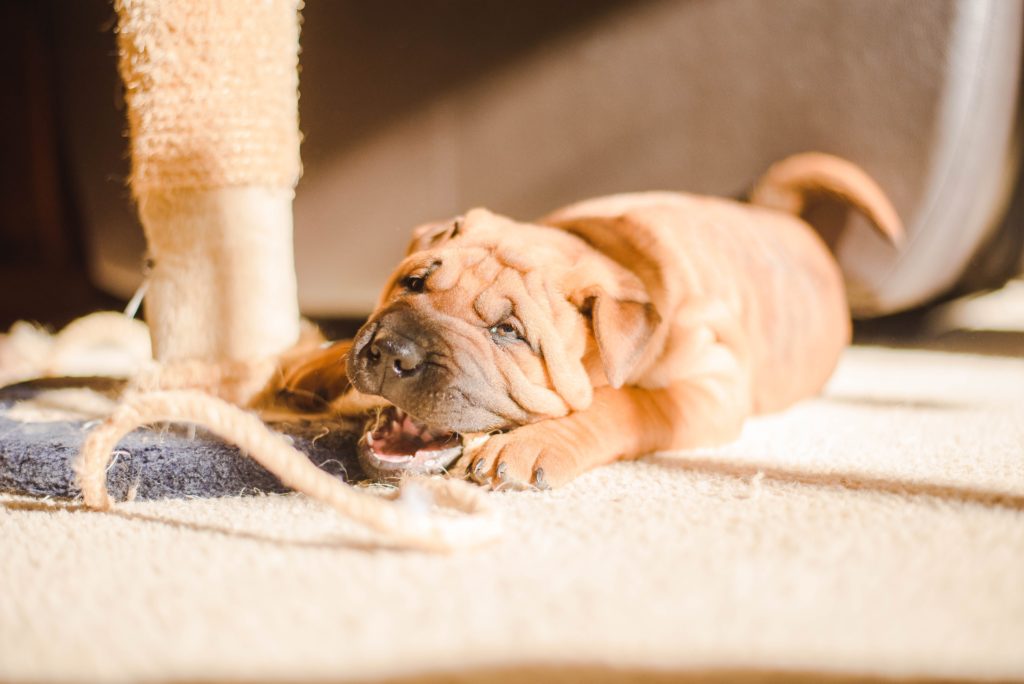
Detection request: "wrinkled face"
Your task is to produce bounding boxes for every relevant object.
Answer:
[347,209,599,433]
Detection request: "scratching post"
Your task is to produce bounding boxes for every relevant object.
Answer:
[115,0,302,390]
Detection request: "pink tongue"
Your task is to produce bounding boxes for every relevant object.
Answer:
[374,433,426,456]
[370,413,453,456]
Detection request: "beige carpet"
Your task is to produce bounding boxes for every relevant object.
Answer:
[2,313,1023,682]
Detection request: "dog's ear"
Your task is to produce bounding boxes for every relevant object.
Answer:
[406,216,466,255]
[579,287,661,388]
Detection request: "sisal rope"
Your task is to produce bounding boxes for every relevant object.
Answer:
[115,0,303,193]
[75,390,500,552]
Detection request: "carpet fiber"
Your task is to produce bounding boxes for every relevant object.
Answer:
[2,334,1022,682]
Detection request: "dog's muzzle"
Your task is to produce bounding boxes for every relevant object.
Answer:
[349,302,517,438]
[347,307,467,480]
[365,327,426,383]
[348,306,440,404]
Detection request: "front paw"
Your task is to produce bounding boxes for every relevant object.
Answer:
[465,426,586,490]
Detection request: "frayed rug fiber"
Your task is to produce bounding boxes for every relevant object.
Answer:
[1,339,1023,683]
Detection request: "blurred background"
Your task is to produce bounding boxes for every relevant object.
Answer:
[1,0,1022,332]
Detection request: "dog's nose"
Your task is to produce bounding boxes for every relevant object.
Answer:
[367,330,426,378]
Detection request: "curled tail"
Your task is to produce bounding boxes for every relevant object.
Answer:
[750,152,904,247]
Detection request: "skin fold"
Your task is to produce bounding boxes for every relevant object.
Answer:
[275,153,902,489]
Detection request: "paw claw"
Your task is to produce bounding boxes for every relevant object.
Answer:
[464,428,583,490]
[472,457,488,482]
[533,467,549,490]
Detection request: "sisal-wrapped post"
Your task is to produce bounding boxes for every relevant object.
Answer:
[115,0,303,379]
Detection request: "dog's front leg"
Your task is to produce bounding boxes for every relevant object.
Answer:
[468,375,749,489]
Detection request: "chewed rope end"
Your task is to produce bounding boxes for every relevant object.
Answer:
[73,390,501,552]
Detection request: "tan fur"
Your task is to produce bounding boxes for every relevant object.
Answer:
[280,153,902,488]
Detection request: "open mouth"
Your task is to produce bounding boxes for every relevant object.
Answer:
[358,405,462,480]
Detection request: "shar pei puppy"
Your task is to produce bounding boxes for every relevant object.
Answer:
[281,153,901,488]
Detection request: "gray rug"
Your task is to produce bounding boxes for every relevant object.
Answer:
[0,378,367,500]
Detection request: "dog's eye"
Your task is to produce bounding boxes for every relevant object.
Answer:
[400,261,441,293]
[401,274,426,293]
[489,321,523,342]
